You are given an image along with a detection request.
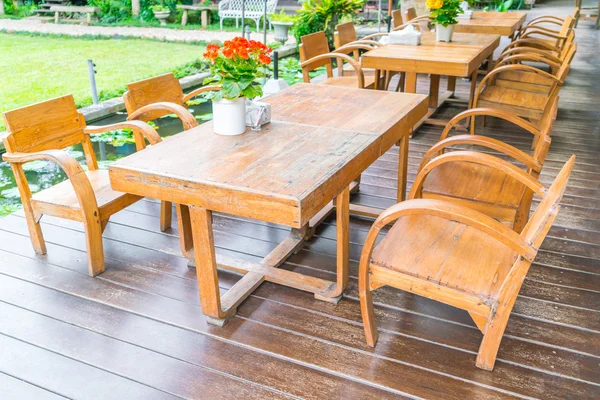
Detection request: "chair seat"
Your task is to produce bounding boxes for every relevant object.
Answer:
[421,161,527,224]
[318,68,378,89]
[478,85,548,119]
[31,169,140,220]
[371,214,519,301]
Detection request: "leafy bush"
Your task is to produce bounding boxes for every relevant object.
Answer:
[294,0,365,48]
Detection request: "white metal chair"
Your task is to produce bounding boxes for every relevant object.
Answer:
[218,0,278,31]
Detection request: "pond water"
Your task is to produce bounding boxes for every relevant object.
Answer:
[0,101,212,217]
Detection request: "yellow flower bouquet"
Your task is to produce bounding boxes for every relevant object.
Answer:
[427,0,465,27]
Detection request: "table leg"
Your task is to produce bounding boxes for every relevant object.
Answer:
[486,53,494,74]
[447,76,456,94]
[405,72,417,94]
[468,69,479,131]
[397,134,409,202]
[429,74,440,108]
[374,69,381,90]
[182,9,188,26]
[176,204,194,259]
[315,186,350,302]
[188,206,228,321]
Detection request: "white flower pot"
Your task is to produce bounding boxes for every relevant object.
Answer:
[212,97,247,136]
[153,11,170,26]
[436,24,455,42]
[272,21,293,44]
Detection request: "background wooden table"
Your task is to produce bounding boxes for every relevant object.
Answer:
[454,11,527,38]
[109,87,427,326]
[362,33,501,130]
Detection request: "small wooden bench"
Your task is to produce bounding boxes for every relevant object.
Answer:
[176,5,218,28]
[49,5,101,25]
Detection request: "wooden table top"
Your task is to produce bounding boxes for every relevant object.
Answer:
[109,85,428,228]
[454,11,527,36]
[361,32,501,76]
[263,83,428,150]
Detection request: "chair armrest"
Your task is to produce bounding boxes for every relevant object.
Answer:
[361,32,388,41]
[520,25,562,36]
[335,43,377,53]
[496,47,562,65]
[342,39,382,47]
[420,134,542,173]
[527,15,565,25]
[503,38,561,53]
[364,198,537,262]
[183,85,222,103]
[126,101,198,130]
[442,108,541,140]
[393,22,430,32]
[2,150,99,215]
[494,53,562,70]
[410,150,546,210]
[85,120,162,152]
[301,52,365,88]
[521,29,568,41]
[525,18,564,28]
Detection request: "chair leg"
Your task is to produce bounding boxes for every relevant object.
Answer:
[394,72,405,92]
[25,213,47,255]
[359,261,378,346]
[160,201,173,232]
[83,212,105,277]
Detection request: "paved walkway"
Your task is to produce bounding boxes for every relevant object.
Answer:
[0,18,289,43]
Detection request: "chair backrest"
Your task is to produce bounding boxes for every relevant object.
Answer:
[392,9,403,28]
[299,31,334,78]
[3,95,87,154]
[404,7,417,22]
[334,22,357,49]
[2,94,99,171]
[520,155,575,247]
[123,73,185,122]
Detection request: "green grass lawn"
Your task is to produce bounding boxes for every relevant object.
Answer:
[0,33,207,131]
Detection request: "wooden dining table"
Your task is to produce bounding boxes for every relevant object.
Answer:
[108,84,428,326]
[454,11,527,38]
[362,32,500,130]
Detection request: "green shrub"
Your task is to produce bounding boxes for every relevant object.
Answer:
[294,0,365,48]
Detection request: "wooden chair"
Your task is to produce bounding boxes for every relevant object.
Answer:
[519,7,579,32]
[333,23,405,91]
[574,0,599,29]
[1,95,165,277]
[411,107,552,233]
[123,72,220,130]
[359,155,576,370]
[403,6,430,28]
[497,29,576,70]
[472,47,573,132]
[299,31,378,89]
[517,16,575,50]
[492,43,577,95]
[392,9,403,29]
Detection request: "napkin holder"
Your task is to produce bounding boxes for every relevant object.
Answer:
[245,101,271,127]
[457,1,473,19]
[388,24,421,46]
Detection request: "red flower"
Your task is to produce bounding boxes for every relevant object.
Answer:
[258,54,271,65]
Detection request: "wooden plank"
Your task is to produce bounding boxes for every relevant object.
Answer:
[0,334,178,400]
[0,373,66,400]
[0,275,394,400]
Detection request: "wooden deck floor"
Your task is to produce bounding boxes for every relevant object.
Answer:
[1,2,599,399]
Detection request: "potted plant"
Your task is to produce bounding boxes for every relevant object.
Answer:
[203,38,272,135]
[269,10,295,45]
[152,2,171,26]
[427,0,465,42]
